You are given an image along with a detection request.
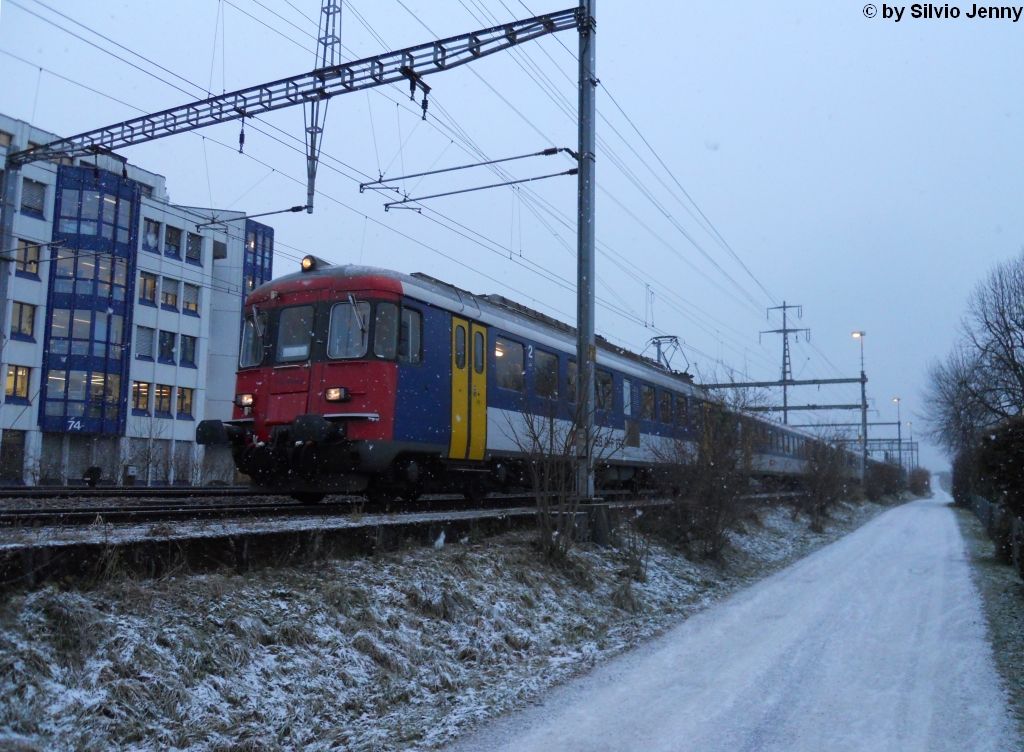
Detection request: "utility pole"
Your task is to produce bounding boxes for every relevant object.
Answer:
[760,302,809,425]
[893,397,902,471]
[575,0,597,499]
[852,331,868,474]
[305,0,343,213]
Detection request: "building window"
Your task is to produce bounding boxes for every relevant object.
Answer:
[161,277,179,309]
[158,331,176,363]
[213,240,227,259]
[132,381,150,413]
[21,179,45,218]
[186,233,202,264]
[136,325,155,359]
[154,384,172,415]
[164,226,182,257]
[177,386,194,418]
[143,219,161,252]
[0,131,11,148]
[180,334,197,367]
[15,240,39,277]
[494,337,525,392]
[534,350,558,399]
[10,302,35,340]
[139,272,157,305]
[5,365,30,402]
[183,283,199,315]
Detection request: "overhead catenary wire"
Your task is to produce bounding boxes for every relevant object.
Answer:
[12,0,790,374]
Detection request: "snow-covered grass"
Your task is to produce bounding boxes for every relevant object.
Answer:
[0,499,888,751]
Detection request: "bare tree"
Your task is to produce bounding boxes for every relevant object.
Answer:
[799,431,851,531]
[504,363,619,564]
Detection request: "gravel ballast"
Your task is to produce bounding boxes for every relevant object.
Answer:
[0,499,890,751]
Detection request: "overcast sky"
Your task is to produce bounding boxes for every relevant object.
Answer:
[3,0,1023,471]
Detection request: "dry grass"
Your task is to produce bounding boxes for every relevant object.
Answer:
[0,500,887,751]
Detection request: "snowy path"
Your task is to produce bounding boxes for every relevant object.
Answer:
[443,491,1017,752]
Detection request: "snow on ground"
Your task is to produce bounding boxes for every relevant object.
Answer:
[444,490,1019,752]
[0,499,886,751]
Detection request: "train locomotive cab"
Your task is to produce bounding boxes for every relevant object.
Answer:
[198,258,429,500]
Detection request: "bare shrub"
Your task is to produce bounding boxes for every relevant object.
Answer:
[908,467,932,497]
[654,402,755,560]
[504,364,617,564]
[864,462,904,501]
[799,435,851,532]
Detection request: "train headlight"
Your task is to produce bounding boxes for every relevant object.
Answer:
[301,255,316,271]
[235,393,254,407]
[325,387,349,402]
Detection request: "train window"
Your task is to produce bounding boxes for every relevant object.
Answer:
[674,395,688,427]
[374,302,399,359]
[534,350,558,399]
[641,384,656,420]
[622,378,633,416]
[659,391,672,423]
[276,305,314,363]
[474,331,485,374]
[567,360,577,403]
[239,312,266,368]
[597,369,613,410]
[399,308,422,365]
[494,337,525,391]
[327,301,370,359]
[455,326,466,369]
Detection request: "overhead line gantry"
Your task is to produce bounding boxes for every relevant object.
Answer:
[1,2,602,496]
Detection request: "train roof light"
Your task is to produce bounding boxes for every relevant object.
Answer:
[300,255,333,273]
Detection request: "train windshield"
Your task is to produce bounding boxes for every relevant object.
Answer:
[276,305,315,363]
[239,312,266,368]
[328,301,371,359]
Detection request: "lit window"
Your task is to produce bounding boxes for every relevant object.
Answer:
[164,226,182,257]
[177,386,194,418]
[154,384,172,415]
[143,219,161,251]
[10,302,34,339]
[132,381,150,413]
[161,277,179,309]
[186,233,202,264]
[20,179,45,217]
[136,325,155,359]
[139,272,157,304]
[5,365,30,401]
[15,239,39,276]
[180,335,197,366]
[158,331,176,363]
[183,283,199,314]
[494,337,525,392]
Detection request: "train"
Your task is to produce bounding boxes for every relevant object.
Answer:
[197,257,862,501]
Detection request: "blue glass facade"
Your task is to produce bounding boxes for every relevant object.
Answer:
[39,165,139,434]
[243,219,273,297]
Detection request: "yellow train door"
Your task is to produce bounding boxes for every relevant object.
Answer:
[449,318,470,459]
[468,322,488,460]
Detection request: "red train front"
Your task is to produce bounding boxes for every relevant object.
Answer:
[197,256,436,502]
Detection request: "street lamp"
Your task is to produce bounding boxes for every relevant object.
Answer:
[852,332,867,474]
[893,398,902,471]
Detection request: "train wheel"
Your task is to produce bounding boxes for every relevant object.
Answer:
[291,492,326,504]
